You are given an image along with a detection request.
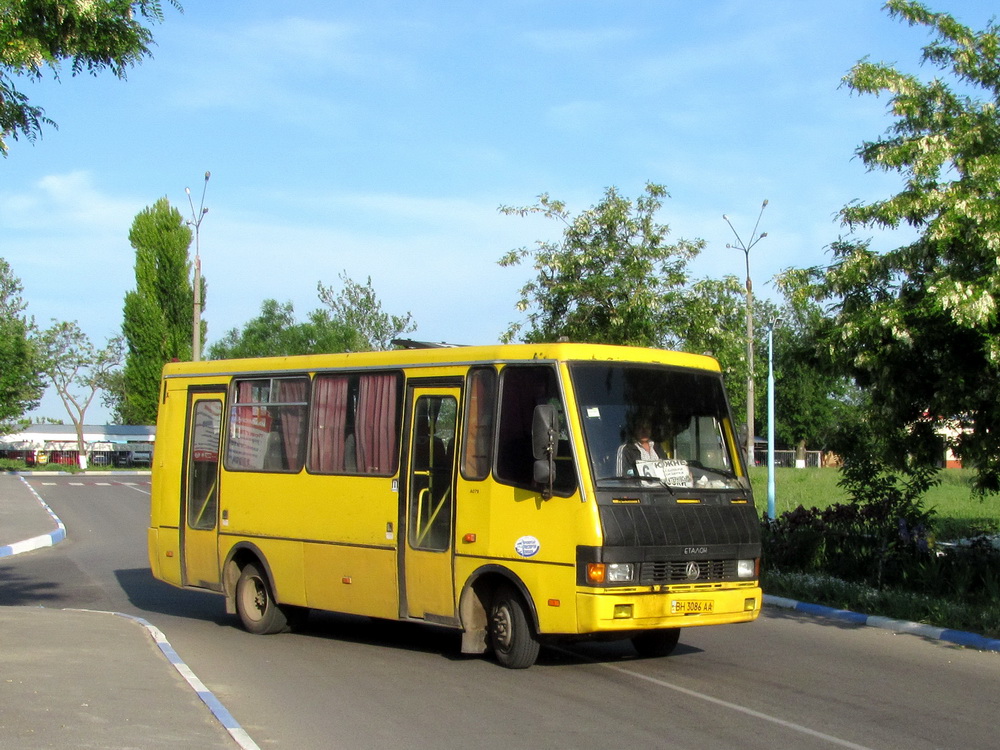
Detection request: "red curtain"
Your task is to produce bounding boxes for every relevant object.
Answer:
[309,376,349,472]
[278,378,308,471]
[356,374,397,474]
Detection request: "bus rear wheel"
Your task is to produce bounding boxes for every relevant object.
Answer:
[488,586,540,669]
[631,628,680,658]
[236,562,289,635]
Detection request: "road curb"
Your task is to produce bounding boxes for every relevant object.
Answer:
[764,594,1000,653]
[68,609,261,750]
[0,475,66,557]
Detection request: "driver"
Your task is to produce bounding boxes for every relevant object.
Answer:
[615,418,663,476]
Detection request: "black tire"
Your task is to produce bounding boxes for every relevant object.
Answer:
[631,628,680,658]
[235,562,289,635]
[488,586,540,669]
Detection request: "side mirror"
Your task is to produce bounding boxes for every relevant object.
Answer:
[531,404,558,499]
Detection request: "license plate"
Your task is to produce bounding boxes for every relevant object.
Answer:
[671,599,714,614]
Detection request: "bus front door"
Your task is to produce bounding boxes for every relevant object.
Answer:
[181,392,224,590]
[402,387,459,622]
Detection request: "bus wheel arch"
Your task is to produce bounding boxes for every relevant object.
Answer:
[223,544,307,634]
[459,567,540,666]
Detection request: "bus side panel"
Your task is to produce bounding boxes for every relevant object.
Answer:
[303,545,398,619]
[222,536,308,607]
[220,472,399,615]
[220,473,397,547]
[454,479,599,636]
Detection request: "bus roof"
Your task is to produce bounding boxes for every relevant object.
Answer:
[160,342,722,379]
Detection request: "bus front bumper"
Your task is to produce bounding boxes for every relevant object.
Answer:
[575,585,762,633]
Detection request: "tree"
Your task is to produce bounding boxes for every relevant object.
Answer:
[772,268,864,457]
[114,197,195,424]
[807,1,1000,490]
[316,272,415,351]
[673,275,755,424]
[498,184,704,346]
[0,0,181,156]
[207,299,362,359]
[0,257,44,435]
[37,321,123,468]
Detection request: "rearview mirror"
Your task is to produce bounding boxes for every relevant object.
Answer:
[531,404,558,499]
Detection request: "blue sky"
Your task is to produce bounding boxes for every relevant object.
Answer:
[1,0,991,423]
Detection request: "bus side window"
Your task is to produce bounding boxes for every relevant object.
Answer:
[227,377,308,473]
[462,367,496,481]
[495,365,576,495]
[308,372,402,476]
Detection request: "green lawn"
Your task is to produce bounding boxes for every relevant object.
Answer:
[748,466,1000,539]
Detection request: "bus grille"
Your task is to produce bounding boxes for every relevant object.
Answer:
[639,559,736,585]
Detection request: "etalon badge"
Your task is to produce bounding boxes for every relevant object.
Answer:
[685,561,701,580]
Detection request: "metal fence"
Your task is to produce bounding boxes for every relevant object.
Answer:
[752,449,825,468]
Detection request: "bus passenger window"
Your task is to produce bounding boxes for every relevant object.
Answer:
[308,372,402,476]
[495,365,576,496]
[227,377,308,473]
[462,367,496,481]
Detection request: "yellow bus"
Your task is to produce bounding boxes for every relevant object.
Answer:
[148,342,761,668]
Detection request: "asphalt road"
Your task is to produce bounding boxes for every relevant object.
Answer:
[2,475,998,749]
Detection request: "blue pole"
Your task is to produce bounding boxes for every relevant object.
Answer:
[766,324,776,519]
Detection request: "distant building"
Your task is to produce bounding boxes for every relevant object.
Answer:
[0,424,155,448]
[0,425,156,468]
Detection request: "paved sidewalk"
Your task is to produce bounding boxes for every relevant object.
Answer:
[0,473,247,749]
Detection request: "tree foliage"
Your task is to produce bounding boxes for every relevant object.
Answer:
[115,197,194,424]
[37,320,122,467]
[772,269,864,454]
[805,1,1000,491]
[498,183,704,347]
[210,274,416,359]
[0,0,180,155]
[316,272,415,351]
[0,257,44,434]
[208,299,362,360]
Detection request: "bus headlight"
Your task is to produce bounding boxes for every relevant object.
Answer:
[607,563,635,583]
[737,559,757,579]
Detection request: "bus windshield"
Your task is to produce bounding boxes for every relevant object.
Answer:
[570,362,742,490]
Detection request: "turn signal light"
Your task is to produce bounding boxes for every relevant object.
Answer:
[586,563,606,584]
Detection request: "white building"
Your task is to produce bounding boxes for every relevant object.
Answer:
[1,424,155,468]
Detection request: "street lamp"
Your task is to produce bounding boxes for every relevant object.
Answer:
[766,316,781,520]
[723,199,768,470]
[185,171,210,362]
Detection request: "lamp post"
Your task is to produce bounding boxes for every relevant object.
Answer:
[766,317,781,520]
[723,199,768,470]
[185,172,210,362]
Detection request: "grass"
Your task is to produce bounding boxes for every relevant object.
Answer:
[762,570,1000,639]
[748,466,1000,540]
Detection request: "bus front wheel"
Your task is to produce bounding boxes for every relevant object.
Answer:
[236,561,289,635]
[488,586,540,669]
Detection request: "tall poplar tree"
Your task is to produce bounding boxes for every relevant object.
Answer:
[116,197,196,424]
